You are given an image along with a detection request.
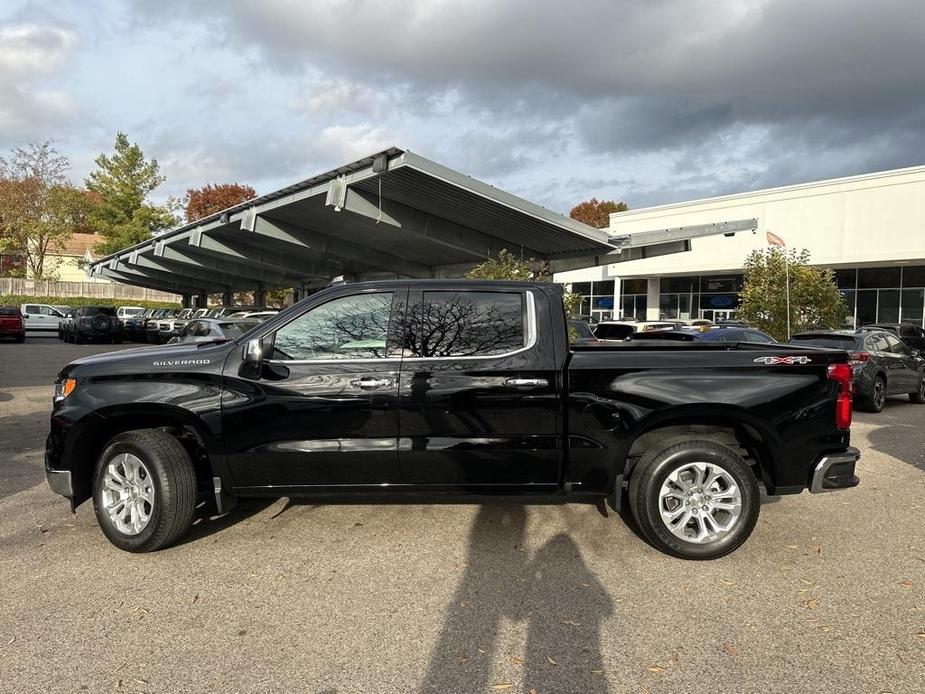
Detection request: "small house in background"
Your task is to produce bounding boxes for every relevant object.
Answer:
[32,233,111,283]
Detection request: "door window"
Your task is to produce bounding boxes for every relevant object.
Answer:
[884,334,908,354]
[24,305,39,314]
[272,292,394,361]
[405,291,526,358]
[867,334,889,352]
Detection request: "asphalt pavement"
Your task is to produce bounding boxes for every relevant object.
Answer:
[1,336,923,694]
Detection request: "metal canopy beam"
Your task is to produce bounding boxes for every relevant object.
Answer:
[608,219,758,249]
[98,268,205,296]
[114,261,227,293]
[330,186,544,260]
[250,214,432,278]
[157,244,307,287]
[187,233,340,280]
[129,253,267,291]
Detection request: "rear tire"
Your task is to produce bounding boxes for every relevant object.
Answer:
[92,429,197,553]
[628,438,760,560]
[860,375,886,412]
[909,375,925,403]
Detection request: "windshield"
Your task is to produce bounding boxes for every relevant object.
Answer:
[218,320,260,338]
[122,308,143,316]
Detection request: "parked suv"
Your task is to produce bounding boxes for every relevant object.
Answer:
[0,306,26,342]
[789,330,925,412]
[65,306,121,345]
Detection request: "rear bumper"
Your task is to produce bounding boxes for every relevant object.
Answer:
[809,447,860,493]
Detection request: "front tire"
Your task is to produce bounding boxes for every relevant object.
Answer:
[92,429,197,552]
[628,438,760,560]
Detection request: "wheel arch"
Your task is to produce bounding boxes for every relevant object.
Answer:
[68,404,218,507]
[619,405,781,493]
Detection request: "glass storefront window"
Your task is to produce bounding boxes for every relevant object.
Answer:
[841,291,856,327]
[622,279,647,295]
[659,294,678,319]
[902,266,925,288]
[858,267,901,289]
[856,290,877,325]
[834,269,857,290]
[592,296,615,311]
[593,280,615,295]
[660,276,699,293]
[901,289,924,325]
[572,282,592,296]
[879,290,900,323]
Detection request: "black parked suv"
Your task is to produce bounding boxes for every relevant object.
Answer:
[66,306,121,345]
[789,329,925,412]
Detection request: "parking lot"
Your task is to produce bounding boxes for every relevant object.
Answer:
[1,337,923,694]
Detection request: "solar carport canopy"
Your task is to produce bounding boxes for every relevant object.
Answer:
[87,147,615,298]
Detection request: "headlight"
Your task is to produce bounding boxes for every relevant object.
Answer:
[54,378,77,403]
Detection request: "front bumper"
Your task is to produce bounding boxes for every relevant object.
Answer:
[809,447,860,493]
[45,467,73,498]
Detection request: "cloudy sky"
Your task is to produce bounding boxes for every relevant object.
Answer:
[2,0,924,214]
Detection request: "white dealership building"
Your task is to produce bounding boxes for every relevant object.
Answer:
[555,164,925,328]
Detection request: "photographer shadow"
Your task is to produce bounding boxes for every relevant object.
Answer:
[420,504,613,693]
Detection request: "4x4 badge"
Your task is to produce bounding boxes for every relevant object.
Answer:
[753,356,812,365]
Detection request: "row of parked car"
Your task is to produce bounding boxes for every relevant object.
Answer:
[569,317,925,414]
[0,302,277,345]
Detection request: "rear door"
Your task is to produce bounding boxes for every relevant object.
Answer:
[396,286,560,489]
[882,333,917,391]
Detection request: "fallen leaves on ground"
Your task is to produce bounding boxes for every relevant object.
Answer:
[492,684,513,690]
[802,597,819,609]
[647,666,665,673]
[559,619,580,627]
[723,641,737,657]
[510,656,524,666]
[546,656,557,666]
[190,594,200,605]
[898,579,913,588]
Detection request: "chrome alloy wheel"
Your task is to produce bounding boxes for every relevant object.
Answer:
[658,462,742,544]
[873,378,886,410]
[101,453,155,536]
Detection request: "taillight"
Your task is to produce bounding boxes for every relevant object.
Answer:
[849,351,870,365]
[828,362,853,429]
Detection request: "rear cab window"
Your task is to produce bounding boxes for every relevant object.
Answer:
[404,290,527,358]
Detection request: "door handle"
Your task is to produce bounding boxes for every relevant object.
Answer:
[504,377,549,389]
[350,377,392,390]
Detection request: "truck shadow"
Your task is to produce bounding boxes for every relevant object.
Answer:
[419,504,613,693]
[865,420,924,472]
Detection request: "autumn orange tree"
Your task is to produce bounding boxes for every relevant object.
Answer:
[569,198,628,228]
[185,183,257,222]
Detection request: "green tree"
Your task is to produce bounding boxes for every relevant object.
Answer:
[569,198,628,228]
[466,248,581,317]
[0,141,94,279]
[739,247,848,340]
[86,133,178,255]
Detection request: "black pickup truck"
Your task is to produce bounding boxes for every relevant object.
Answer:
[46,280,859,559]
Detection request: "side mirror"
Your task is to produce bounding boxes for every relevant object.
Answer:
[168,336,180,344]
[911,348,920,358]
[243,338,264,365]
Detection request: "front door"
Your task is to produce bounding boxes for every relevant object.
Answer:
[221,289,404,490]
[396,287,560,489]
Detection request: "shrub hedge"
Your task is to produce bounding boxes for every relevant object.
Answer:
[0,295,181,310]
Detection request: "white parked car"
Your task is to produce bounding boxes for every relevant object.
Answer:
[20,303,66,332]
[116,306,145,321]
